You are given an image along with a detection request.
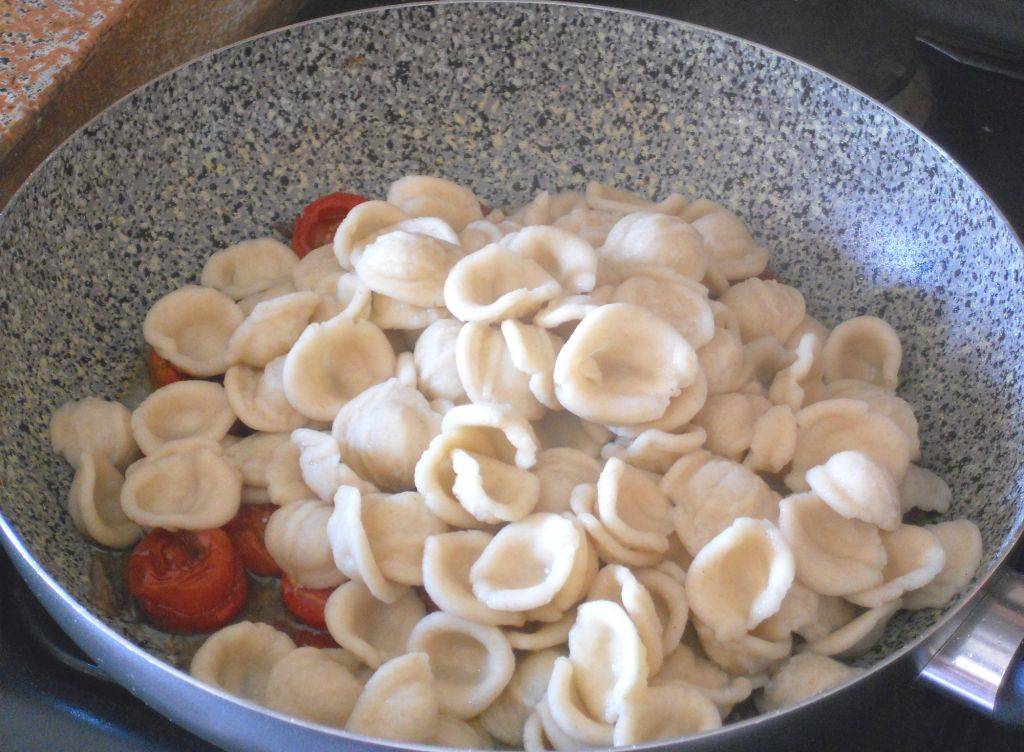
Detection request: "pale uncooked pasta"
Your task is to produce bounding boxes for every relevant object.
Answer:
[53,175,983,748]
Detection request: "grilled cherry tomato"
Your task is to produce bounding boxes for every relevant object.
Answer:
[479,202,491,216]
[147,348,186,388]
[280,575,332,630]
[223,504,281,577]
[127,529,247,633]
[283,623,339,649]
[291,192,368,257]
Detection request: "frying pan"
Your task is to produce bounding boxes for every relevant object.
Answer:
[1,2,1023,749]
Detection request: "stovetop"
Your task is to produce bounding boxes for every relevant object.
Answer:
[2,1,1023,750]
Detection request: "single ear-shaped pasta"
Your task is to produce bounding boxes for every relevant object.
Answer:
[478,648,562,747]
[634,567,689,656]
[899,463,952,514]
[543,656,615,747]
[698,326,752,396]
[532,285,615,331]
[614,683,721,745]
[50,397,137,469]
[652,643,754,717]
[370,295,448,331]
[505,610,576,651]
[553,303,700,425]
[752,581,821,642]
[266,440,316,506]
[292,244,341,292]
[681,200,769,281]
[201,238,297,299]
[354,229,463,307]
[600,212,708,283]
[571,483,663,567]
[319,272,373,322]
[777,492,887,596]
[333,200,409,268]
[456,322,546,420]
[568,599,648,724]
[461,217,518,253]
[414,318,468,403]
[606,354,707,439]
[822,379,921,459]
[501,320,564,411]
[131,381,236,455]
[553,207,621,248]
[345,652,439,744]
[432,716,494,749]
[332,378,441,492]
[795,594,858,643]
[522,710,554,752]
[291,428,377,503]
[686,518,795,641]
[587,565,665,674]
[68,453,141,548]
[265,647,363,727]
[450,448,541,523]
[224,356,308,433]
[585,181,687,216]
[143,286,244,376]
[533,410,610,458]
[223,432,289,496]
[806,450,901,530]
[595,458,673,553]
[265,499,346,588]
[602,426,707,475]
[662,450,780,556]
[691,392,773,460]
[423,531,526,626]
[324,581,425,668]
[612,270,715,348]
[719,279,805,344]
[803,599,902,659]
[769,333,826,408]
[744,405,798,474]
[745,336,797,392]
[694,620,792,676]
[846,524,945,608]
[445,245,562,324]
[190,622,296,702]
[755,653,861,713]
[903,520,982,610]
[121,438,241,530]
[500,225,597,294]
[406,612,515,719]
[282,315,395,421]
[227,291,320,367]
[387,175,483,231]
[785,398,912,492]
[238,281,298,315]
[326,487,406,602]
[534,448,602,514]
[822,316,901,389]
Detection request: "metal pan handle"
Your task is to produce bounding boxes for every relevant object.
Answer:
[919,568,1024,725]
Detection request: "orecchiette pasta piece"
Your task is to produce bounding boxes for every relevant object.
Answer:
[266,440,316,505]
[570,483,663,568]
[613,683,722,745]
[662,450,780,556]
[531,285,614,331]
[785,398,912,492]
[282,315,395,421]
[291,428,377,503]
[67,452,141,548]
[190,622,296,703]
[532,410,610,458]
[751,581,821,642]
[903,520,983,610]
[803,599,902,659]
[634,567,690,655]
[130,380,235,455]
[846,524,945,608]
[414,318,468,403]
[601,426,707,475]
[522,711,553,752]
[50,397,137,469]
[331,378,441,492]
[585,181,687,216]
[822,316,902,390]
[224,356,308,433]
[201,238,297,299]
[652,643,754,717]
[744,405,798,474]
[553,207,621,248]
[264,647,363,727]
[686,518,795,641]
[778,492,887,597]
[608,364,708,442]
[505,610,576,651]
[387,175,483,231]
[568,599,648,724]
[345,652,439,744]
[681,199,769,281]
[595,458,673,553]
[444,245,562,324]
[805,450,901,530]
[238,281,297,315]
[292,244,341,293]
[223,432,289,496]
[795,594,858,644]
[719,278,805,344]
[509,190,588,227]
[227,291,320,367]
[265,499,346,589]
[534,448,602,514]
[587,565,665,674]
[501,320,564,410]
[423,531,526,627]
[898,463,952,514]
[501,225,597,294]
[691,392,773,460]
[612,270,715,349]
[120,438,241,530]
[694,620,792,676]
[698,326,751,396]
[785,314,830,348]
[599,212,708,283]
[333,200,410,269]
[553,303,700,425]
[322,272,373,322]
[143,285,244,376]
[450,448,541,524]
[432,716,494,749]
[822,379,921,460]
[755,653,862,713]
[769,333,826,408]
[324,580,426,667]
[478,648,562,747]
[456,322,546,421]
[461,217,518,253]
[354,229,463,307]
[543,656,614,747]
[407,612,515,719]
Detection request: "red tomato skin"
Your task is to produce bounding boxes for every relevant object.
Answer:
[281,623,339,649]
[280,576,332,630]
[224,505,282,577]
[291,192,367,257]
[147,348,186,388]
[127,529,248,633]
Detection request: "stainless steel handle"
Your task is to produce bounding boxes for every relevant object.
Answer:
[919,568,1024,725]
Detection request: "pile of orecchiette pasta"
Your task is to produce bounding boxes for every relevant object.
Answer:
[49,176,983,748]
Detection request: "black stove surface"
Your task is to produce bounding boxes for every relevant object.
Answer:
[2,1,1023,750]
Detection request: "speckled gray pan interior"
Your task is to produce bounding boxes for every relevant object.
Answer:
[1,0,1023,677]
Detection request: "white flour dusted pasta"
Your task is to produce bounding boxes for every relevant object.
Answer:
[324,581,425,668]
[355,228,463,307]
[415,318,468,403]
[903,519,982,609]
[599,212,708,283]
[265,647,363,727]
[224,356,308,433]
[805,450,901,530]
[387,175,483,232]
[804,599,903,659]
[595,458,673,553]
[614,684,721,745]
[445,245,562,324]
[501,225,597,294]
[130,380,236,455]
[846,524,945,608]
[822,316,902,389]
[143,286,244,376]
[227,291,319,367]
[681,199,769,281]
[612,269,715,348]
[201,238,298,300]
[265,499,346,589]
[50,397,137,469]
[532,285,614,332]
[346,652,439,743]
[265,440,316,505]
[652,643,754,716]
[456,322,547,421]
[500,320,563,411]
[190,622,296,703]
[823,378,921,459]
[769,332,826,408]
[68,452,141,548]
[479,648,561,747]
[534,447,602,513]
[543,656,614,747]
[601,426,707,475]
[756,653,861,712]
[720,278,805,344]
[587,564,666,674]
[290,428,376,503]
[585,181,687,217]
[899,463,952,514]
[333,200,409,268]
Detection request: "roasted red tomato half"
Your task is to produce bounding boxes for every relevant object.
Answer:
[147,348,186,388]
[280,575,333,631]
[291,191,368,257]
[127,529,248,633]
[223,504,282,577]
